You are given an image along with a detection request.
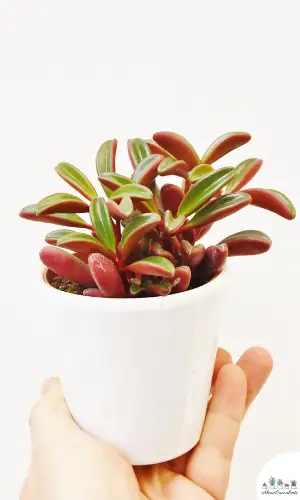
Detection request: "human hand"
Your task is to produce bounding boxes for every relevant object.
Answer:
[20,347,272,500]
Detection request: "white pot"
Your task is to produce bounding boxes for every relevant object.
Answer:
[39,268,228,465]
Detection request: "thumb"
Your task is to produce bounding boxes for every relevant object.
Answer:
[30,378,74,447]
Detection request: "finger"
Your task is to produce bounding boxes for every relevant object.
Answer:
[30,378,73,446]
[212,348,232,386]
[186,364,247,500]
[236,347,273,413]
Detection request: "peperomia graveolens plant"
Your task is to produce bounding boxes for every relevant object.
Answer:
[19,131,296,298]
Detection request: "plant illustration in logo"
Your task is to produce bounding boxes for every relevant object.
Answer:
[269,476,276,488]
[277,479,284,488]
[291,480,298,488]
[284,483,290,488]
[262,482,268,488]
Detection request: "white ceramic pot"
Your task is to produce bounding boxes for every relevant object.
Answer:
[39,267,227,465]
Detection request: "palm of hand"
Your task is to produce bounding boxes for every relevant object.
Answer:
[21,347,272,500]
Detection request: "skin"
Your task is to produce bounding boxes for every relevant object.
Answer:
[20,347,273,500]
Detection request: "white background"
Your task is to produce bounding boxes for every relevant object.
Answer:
[0,1,299,499]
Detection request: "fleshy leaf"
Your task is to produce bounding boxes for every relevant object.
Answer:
[57,231,115,260]
[83,288,105,297]
[195,224,213,241]
[153,131,200,167]
[149,241,177,265]
[107,196,134,220]
[145,139,175,158]
[55,162,98,201]
[96,139,117,196]
[110,183,153,202]
[157,158,191,178]
[127,138,151,169]
[194,244,228,282]
[89,197,116,253]
[181,241,205,268]
[36,193,89,215]
[40,246,95,287]
[224,158,263,193]
[163,210,186,234]
[124,256,175,278]
[188,164,214,182]
[242,188,296,220]
[98,172,133,192]
[132,154,164,186]
[19,204,92,229]
[178,168,235,217]
[172,266,191,293]
[45,229,74,245]
[201,132,251,164]
[121,213,161,259]
[160,184,185,216]
[188,193,252,228]
[219,230,272,256]
[146,280,172,296]
[88,253,125,298]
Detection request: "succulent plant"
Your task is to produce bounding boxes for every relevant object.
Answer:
[19,131,296,298]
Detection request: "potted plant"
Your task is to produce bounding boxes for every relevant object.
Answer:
[20,131,295,465]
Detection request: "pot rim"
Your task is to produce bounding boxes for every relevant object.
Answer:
[40,264,228,312]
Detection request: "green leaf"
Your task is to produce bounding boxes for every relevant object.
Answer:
[157,158,191,178]
[178,167,235,216]
[89,197,116,253]
[163,210,186,234]
[225,158,263,193]
[57,231,114,259]
[124,256,175,278]
[98,172,133,192]
[132,154,164,186]
[55,162,98,201]
[242,188,296,220]
[188,193,252,228]
[107,196,134,220]
[19,204,92,229]
[201,132,251,164]
[219,230,272,256]
[188,164,214,182]
[127,138,151,169]
[121,213,161,259]
[96,139,117,196]
[45,229,74,245]
[36,193,89,215]
[119,196,134,217]
[110,183,153,201]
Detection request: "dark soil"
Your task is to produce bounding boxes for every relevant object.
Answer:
[50,275,85,295]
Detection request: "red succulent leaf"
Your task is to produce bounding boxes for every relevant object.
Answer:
[83,288,105,297]
[55,162,98,201]
[153,131,200,167]
[146,280,172,296]
[40,246,95,287]
[35,193,89,215]
[145,139,174,158]
[242,188,296,220]
[124,256,175,278]
[132,154,164,186]
[88,253,125,298]
[190,244,206,268]
[57,231,115,260]
[181,228,197,245]
[121,213,161,260]
[73,252,89,264]
[148,240,177,265]
[127,138,151,169]
[195,224,213,241]
[201,132,251,164]
[182,179,192,194]
[45,229,74,245]
[19,204,93,229]
[110,183,153,202]
[172,266,191,293]
[160,184,185,216]
[98,172,133,191]
[194,244,228,282]
[107,196,134,220]
[188,193,252,228]
[90,197,116,253]
[163,210,186,235]
[225,159,263,193]
[157,158,191,179]
[219,230,272,256]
